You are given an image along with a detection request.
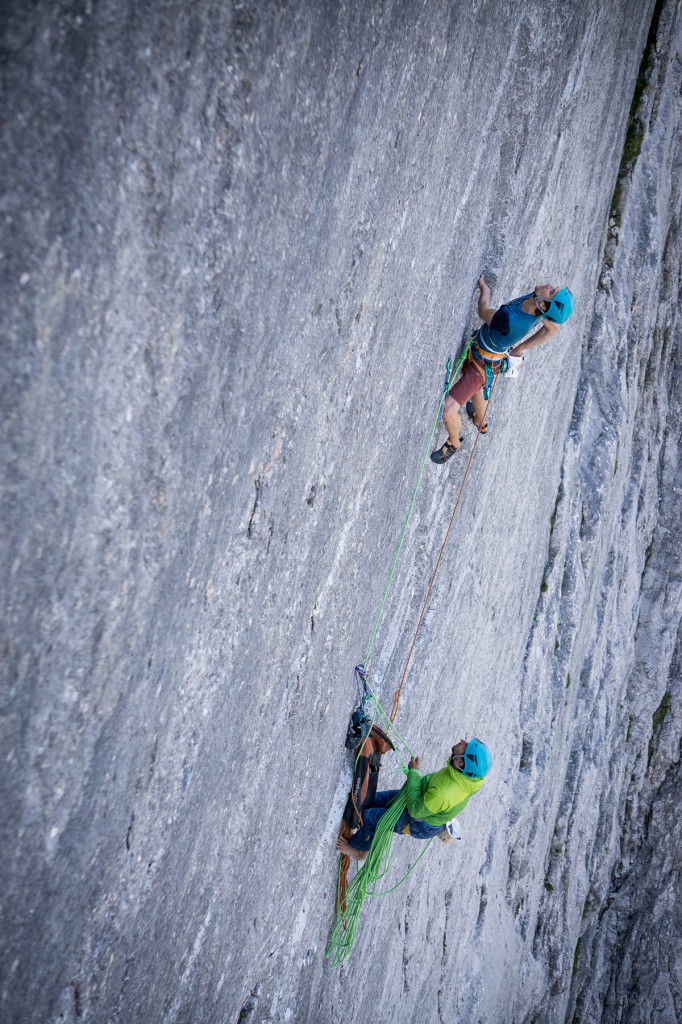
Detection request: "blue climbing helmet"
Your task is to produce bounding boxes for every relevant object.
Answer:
[543,286,574,324]
[461,738,493,779]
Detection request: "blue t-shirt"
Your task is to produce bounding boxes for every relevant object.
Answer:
[477,292,542,354]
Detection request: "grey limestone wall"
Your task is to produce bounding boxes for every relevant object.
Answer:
[1,1,680,1022]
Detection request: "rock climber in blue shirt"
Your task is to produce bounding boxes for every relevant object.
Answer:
[431,275,575,463]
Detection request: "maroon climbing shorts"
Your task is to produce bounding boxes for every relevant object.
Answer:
[448,359,484,407]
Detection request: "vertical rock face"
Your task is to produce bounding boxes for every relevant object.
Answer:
[1,1,679,1023]
[505,5,682,1021]
[557,7,682,1021]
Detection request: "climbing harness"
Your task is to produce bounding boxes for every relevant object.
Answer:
[329,344,499,966]
[470,342,506,399]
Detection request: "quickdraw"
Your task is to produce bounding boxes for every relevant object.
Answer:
[470,345,506,400]
[344,666,373,750]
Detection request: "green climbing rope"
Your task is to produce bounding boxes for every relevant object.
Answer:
[362,340,472,674]
[327,784,436,966]
[328,339,473,968]
[362,676,415,765]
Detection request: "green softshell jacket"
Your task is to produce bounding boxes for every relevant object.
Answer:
[404,763,484,825]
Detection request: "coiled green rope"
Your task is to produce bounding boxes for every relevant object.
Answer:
[327,784,435,967]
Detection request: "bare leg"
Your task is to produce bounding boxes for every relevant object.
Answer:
[442,395,462,449]
[336,835,367,861]
[470,388,488,430]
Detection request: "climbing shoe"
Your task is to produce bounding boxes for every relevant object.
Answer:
[430,438,462,464]
[465,401,488,433]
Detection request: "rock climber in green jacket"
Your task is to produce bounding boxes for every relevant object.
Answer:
[336,737,492,861]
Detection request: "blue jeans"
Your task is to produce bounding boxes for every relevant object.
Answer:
[349,789,444,852]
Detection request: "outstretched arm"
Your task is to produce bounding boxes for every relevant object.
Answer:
[404,756,431,820]
[477,275,497,326]
[510,319,560,356]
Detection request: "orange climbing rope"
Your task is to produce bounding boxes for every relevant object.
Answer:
[389,376,498,722]
[334,373,499,933]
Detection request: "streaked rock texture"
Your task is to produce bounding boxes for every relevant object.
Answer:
[1,1,680,1022]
